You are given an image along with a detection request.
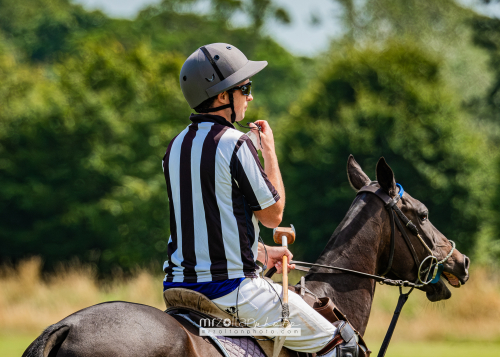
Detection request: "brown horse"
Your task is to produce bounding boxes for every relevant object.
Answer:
[23,156,469,357]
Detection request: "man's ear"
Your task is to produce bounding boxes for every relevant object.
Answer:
[376,157,397,197]
[217,91,228,104]
[347,155,371,191]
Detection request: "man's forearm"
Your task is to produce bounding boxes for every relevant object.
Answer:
[262,149,285,209]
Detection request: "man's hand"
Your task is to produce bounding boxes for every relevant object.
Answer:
[249,120,275,155]
[258,244,295,274]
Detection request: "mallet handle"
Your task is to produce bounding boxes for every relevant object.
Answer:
[283,255,288,303]
[282,236,288,304]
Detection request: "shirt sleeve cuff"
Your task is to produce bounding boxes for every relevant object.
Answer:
[250,193,280,211]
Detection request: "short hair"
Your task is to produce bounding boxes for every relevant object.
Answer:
[194,96,217,113]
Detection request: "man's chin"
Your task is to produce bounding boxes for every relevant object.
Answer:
[237,114,245,123]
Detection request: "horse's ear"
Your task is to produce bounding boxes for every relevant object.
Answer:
[376,157,397,197]
[347,155,371,191]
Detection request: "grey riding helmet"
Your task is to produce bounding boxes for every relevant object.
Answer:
[180,43,267,123]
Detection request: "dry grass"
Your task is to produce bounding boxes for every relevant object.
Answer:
[365,267,500,343]
[0,257,165,335]
[1,257,500,344]
[274,267,500,343]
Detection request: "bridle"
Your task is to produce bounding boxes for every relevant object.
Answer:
[286,183,456,289]
[356,183,456,287]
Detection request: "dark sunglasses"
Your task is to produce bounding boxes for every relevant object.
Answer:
[230,81,252,96]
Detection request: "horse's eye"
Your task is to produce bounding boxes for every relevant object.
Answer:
[420,213,428,221]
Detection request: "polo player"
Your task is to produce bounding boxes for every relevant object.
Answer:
[161,43,342,356]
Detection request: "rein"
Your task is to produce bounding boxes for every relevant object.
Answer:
[287,260,423,288]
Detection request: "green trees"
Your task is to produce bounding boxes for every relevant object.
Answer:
[0,0,108,61]
[277,44,495,261]
[0,41,189,272]
[0,0,307,274]
[1,0,500,273]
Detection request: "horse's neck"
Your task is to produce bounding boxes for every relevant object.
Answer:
[304,194,386,335]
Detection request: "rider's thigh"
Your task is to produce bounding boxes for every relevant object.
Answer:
[212,277,336,353]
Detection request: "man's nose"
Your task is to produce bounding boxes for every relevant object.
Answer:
[247,94,254,102]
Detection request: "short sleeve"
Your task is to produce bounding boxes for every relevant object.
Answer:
[230,135,280,211]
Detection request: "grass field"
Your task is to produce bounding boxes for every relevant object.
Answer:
[0,334,35,357]
[1,258,500,356]
[3,335,500,357]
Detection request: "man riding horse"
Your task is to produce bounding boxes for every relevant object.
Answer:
[162,43,346,356]
[22,48,469,354]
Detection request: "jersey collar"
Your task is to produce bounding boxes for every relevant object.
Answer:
[190,113,235,129]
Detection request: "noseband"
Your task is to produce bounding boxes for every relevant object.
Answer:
[356,184,455,286]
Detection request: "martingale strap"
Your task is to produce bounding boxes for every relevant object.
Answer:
[377,288,410,357]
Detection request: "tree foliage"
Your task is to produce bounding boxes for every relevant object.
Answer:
[0,40,190,272]
[0,0,308,274]
[276,43,495,261]
[1,0,500,273]
[0,0,109,61]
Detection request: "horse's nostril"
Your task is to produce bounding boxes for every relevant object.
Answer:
[463,254,470,271]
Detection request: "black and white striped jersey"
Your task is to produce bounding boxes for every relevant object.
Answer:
[162,114,280,283]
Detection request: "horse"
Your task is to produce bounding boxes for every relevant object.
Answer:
[23,156,470,357]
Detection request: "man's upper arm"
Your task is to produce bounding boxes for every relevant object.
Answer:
[253,202,282,228]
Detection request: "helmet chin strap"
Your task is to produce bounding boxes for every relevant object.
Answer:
[228,91,236,123]
[202,90,237,123]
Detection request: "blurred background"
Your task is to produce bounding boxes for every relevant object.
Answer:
[1,0,500,356]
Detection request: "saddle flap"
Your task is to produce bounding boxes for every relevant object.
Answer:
[163,288,234,322]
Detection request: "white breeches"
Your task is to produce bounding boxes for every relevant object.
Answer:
[212,277,337,355]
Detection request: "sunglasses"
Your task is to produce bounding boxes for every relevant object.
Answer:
[230,81,252,96]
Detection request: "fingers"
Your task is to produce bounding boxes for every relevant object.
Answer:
[253,120,271,133]
[248,122,260,132]
[269,247,292,261]
[250,120,275,154]
[274,261,296,274]
[247,123,263,150]
[275,262,282,274]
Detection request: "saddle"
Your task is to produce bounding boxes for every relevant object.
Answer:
[163,288,370,357]
[164,288,299,357]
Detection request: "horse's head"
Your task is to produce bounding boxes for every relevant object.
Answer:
[347,155,470,302]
